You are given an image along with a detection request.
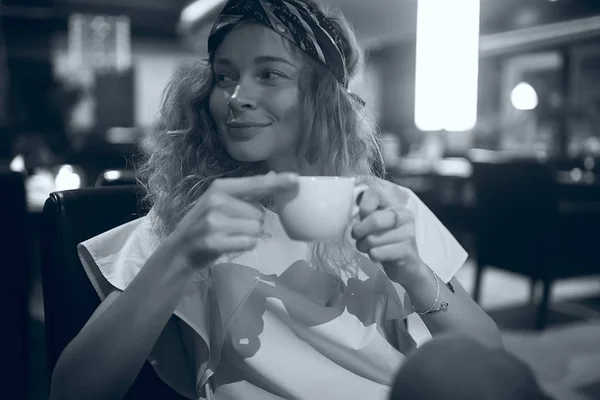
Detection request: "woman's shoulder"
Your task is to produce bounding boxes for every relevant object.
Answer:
[369,177,423,211]
[79,215,157,260]
[77,215,159,296]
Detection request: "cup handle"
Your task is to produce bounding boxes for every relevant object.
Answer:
[351,184,369,218]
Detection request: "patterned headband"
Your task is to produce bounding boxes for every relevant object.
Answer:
[207,0,351,89]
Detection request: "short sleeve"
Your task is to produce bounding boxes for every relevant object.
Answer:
[78,218,150,299]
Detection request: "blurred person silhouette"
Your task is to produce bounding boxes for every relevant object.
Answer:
[390,334,552,400]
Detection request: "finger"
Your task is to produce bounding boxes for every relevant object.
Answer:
[355,226,413,253]
[366,241,411,263]
[352,208,413,239]
[204,234,259,253]
[204,191,265,219]
[357,187,384,219]
[221,217,263,237]
[212,173,299,200]
[202,211,262,236]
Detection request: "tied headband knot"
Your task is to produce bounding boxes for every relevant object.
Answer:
[208,0,365,106]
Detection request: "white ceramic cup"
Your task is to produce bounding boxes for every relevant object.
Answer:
[274,176,368,241]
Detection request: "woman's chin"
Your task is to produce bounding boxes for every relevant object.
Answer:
[226,146,266,163]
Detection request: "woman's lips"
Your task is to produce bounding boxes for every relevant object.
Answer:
[226,120,271,128]
[226,122,271,140]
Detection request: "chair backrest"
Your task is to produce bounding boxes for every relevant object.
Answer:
[470,158,558,277]
[0,169,30,395]
[41,185,184,399]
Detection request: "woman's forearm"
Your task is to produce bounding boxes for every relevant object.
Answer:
[49,236,197,400]
[395,264,503,349]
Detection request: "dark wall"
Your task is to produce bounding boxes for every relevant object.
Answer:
[0,1,62,160]
[369,41,417,135]
[478,57,503,117]
[95,68,135,134]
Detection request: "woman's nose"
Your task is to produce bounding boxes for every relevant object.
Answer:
[228,84,258,112]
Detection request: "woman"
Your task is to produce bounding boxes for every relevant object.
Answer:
[49,1,501,399]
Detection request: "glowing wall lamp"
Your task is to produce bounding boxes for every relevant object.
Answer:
[414,0,481,132]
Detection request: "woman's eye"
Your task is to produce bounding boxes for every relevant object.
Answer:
[261,70,284,81]
[216,74,235,86]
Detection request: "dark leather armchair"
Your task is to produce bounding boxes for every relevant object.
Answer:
[41,185,185,399]
[470,158,559,329]
[471,159,558,276]
[470,157,600,329]
[0,170,30,397]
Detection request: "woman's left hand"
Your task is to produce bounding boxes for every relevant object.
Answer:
[351,183,426,285]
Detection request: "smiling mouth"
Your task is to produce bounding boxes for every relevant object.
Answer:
[226,121,271,128]
[225,122,270,140]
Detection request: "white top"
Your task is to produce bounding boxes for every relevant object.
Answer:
[78,179,468,399]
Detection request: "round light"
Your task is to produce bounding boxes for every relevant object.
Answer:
[511,82,538,111]
[570,168,583,182]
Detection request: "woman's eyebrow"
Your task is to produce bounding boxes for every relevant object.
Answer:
[254,55,297,68]
[213,58,232,66]
[213,56,297,68]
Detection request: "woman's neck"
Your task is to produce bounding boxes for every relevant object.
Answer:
[266,154,302,175]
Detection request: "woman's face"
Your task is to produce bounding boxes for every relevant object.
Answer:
[209,23,304,172]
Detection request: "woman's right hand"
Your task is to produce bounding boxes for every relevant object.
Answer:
[169,172,299,268]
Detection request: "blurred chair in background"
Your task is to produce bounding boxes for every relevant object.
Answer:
[0,169,30,398]
[470,153,600,330]
[470,157,559,329]
[41,185,184,399]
